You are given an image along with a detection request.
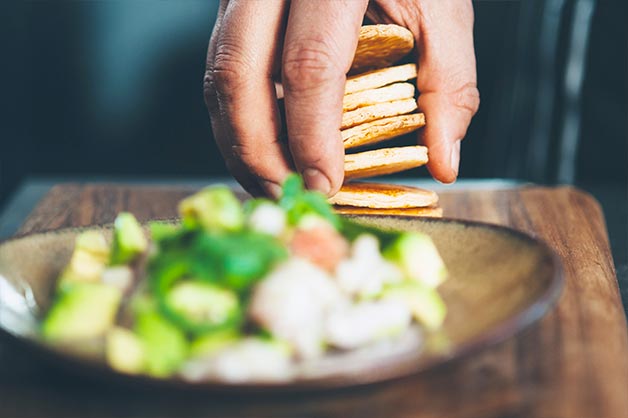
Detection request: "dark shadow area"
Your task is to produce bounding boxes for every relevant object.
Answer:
[1,0,626,257]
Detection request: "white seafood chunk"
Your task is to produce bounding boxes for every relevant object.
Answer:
[249,258,345,359]
[335,234,403,298]
[180,338,292,383]
[247,202,287,237]
[325,300,412,349]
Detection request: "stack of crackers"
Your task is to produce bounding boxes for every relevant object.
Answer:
[330,25,442,218]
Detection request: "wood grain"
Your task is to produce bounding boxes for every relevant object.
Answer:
[3,184,627,418]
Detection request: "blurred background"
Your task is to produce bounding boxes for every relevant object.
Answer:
[1,0,626,266]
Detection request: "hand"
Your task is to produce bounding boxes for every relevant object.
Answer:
[367,0,480,183]
[204,0,479,197]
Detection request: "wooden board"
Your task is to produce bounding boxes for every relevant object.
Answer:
[2,184,627,418]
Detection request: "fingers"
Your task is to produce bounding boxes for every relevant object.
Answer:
[282,0,369,196]
[204,0,291,197]
[413,0,480,183]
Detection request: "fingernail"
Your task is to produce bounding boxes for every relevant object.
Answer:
[302,168,331,195]
[261,181,282,199]
[450,141,461,178]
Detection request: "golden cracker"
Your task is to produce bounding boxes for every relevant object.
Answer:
[351,25,414,74]
[343,82,415,112]
[344,145,428,180]
[329,182,439,208]
[341,98,417,130]
[342,113,425,149]
[334,205,443,218]
[345,63,417,95]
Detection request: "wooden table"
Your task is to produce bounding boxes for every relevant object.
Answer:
[1,183,627,418]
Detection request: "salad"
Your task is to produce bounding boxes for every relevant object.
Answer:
[41,175,447,383]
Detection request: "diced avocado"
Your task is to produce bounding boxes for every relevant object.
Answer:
[134,310,188,377]
[59,251,106,285]
[178,186,244,232]
[75,230,110,260]
[59,231,110,285]
[384,232,447,288]
[42,283,121,342]
[148,221,179,243]
[101,266,134,292]
[110,213,148,265]
[106,327,145,374]
[382,282,446,331]
[163,281,241,334]
[190,329,239,358]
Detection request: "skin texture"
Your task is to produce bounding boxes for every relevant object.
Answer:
[204,0,480,197]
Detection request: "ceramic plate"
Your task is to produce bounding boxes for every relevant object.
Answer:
[0,217,562,391]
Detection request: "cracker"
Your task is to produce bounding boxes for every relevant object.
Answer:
[329,182,439,208]
[341,98,417,130]
[344,145,428,180]
[351,25,414,74]
[342,113,425,149]
[334,205,443,218]
[343,82,415,112]
[345,63,417,95]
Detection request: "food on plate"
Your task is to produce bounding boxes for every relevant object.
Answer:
[344,145,429,180]
[329,182,439,209]
[350,24,415,74]
[40,175,448,383]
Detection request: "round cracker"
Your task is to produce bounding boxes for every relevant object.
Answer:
[341,98,417,130]
[329,182,439,208]
[344,145,428,180]
[351,25,414,74]
[342,113,425,149]
[334,205,443,218]
[345,63,417,95]
[343,82,415,112]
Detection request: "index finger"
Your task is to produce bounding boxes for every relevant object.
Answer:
[281,0,369,196]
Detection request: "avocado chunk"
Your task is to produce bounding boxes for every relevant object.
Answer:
[59,231,110,285]
[134,310,187,377]
[76,230,110,258]
[382,282,447,331]
[106,327,145,374]
[110,212,148,265]
[190,329,240,358]
[384,232,447,288]
[178,186,244,232]
[42,283,122,342]
[163,281,241,334]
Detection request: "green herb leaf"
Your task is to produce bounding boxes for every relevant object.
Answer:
[278,173,340,229]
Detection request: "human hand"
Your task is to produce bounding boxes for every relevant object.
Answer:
[204,0,479,197]
[367,0,480,183]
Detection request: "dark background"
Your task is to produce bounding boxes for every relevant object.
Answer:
[1,1,626,246]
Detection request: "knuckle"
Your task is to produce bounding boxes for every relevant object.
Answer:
[452,83,480,116]
[282,39,344,92]
[203,71,219,112]
[210,46,254,95]
[231,144,276,178]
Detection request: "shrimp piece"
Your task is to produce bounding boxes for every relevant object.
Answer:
[249,258,345,359]
[289,224,349,272]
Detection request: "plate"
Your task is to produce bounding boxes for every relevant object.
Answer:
[0,217,562,391]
